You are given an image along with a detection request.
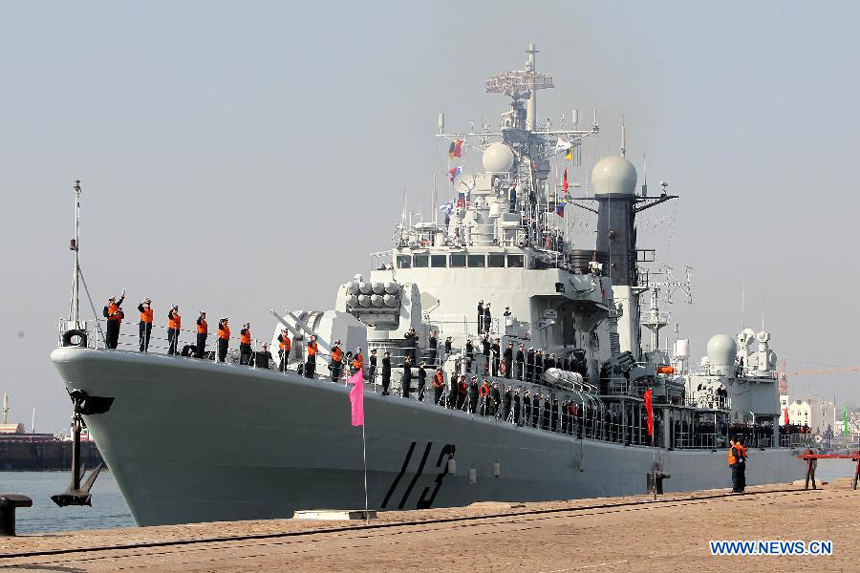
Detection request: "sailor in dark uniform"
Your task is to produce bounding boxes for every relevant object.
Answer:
[513,388,521,425]
[522,390,531,426]
[417,360,427,402]
[515,344,525,380]
[502,385,512,421]
[381,351,392,395]
[401,356,412,399]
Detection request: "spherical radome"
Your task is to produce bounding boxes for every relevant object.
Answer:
[706,334,737,368]
[482,143,515,173]
[591,155,637,195]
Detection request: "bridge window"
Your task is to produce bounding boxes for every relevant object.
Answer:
[431,254,447,268]
[450,253,466,268]
[507,254,524,268]
[396,255,411,268]
[488,254,506,267]
[413,254,429,268]
[467,254,486,268]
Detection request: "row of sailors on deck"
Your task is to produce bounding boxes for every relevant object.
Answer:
[464,337,588,382]
[404,328,588,383]
[103,294,259,365]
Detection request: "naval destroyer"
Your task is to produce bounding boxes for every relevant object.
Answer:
[51,45,806,526]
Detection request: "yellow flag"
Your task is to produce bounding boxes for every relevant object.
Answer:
[565,147,573,161]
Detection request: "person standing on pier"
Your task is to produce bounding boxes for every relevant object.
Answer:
[483,303,492,334]
[103,291,125,349]
[381,351,391,395]
[217,318,230,362]
[737,438,748,492]
[137,298,153,352]
[195,312,208,358]
[728,438,744,493]
[167,306,181,355]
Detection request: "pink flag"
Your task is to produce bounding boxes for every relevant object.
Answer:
[348,370,364,426]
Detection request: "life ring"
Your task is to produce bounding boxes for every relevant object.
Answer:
[62,329,88,348]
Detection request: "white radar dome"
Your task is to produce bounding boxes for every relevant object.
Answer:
[706,334,737,368]
[482,143,515,173]
[591,155,637,195]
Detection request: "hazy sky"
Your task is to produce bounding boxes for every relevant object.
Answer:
[2,1,858,432]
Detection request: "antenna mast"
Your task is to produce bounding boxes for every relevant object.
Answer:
[620,116,626,158]
[69,180,82,324]
[525,43,538,131]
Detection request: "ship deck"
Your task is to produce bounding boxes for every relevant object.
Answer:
[2,480,858,572]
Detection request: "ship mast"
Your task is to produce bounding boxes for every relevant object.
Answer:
[525,43,538,131]
[69,179,82,324]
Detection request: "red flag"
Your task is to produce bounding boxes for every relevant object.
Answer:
[453,139,464,158]
[783,407,789,426]
[348,371,364,426]
[644,388,654,437]
[563,168,569,193]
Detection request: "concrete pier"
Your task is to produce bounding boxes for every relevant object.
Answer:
[1,481,857,572]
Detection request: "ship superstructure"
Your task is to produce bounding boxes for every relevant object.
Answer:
[51,45,807,526]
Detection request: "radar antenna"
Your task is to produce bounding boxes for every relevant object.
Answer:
[484,43,554,131]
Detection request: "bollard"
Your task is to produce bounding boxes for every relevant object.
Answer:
[0,494,33,536]
[647,470,671,498]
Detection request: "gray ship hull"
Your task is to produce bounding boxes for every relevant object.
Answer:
[51,347,802,526]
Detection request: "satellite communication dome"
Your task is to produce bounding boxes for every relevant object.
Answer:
[706,334,737,368]
[482,143,515,173]
[591,155,637,195]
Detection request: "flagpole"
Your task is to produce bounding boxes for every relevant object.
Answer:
[361,418,369,524]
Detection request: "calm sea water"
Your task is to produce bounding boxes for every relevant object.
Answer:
[0,471,134,534]
[1,459,856,534]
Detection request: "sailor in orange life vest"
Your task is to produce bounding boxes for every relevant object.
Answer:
[728,438,748,493]
[329,340,344,381]
[167,306,181,355]
[352,348,364,376]
[217,318,230,362]
[103,290,125,349]
[239,323,252,365]
[137,298,153,352]
[305,335,318,379]
[195,312,208,358]
[277,328,291,372]
[432,367,445,405]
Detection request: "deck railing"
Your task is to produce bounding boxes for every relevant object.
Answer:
[59,318,807,452]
